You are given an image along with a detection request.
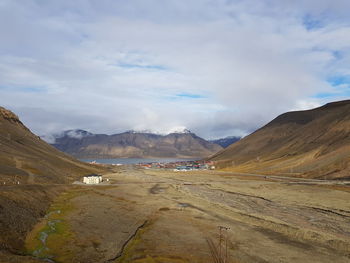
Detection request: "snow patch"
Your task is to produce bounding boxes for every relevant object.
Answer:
[129,126,192,135]
[41,129,93,143]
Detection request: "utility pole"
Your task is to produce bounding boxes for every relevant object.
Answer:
[219,226,222,260]
[225,227,229,263]
[218,226,230,262]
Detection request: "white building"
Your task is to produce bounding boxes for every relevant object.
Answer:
[83,174,103,184]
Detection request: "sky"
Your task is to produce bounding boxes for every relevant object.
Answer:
[1,0,350,140]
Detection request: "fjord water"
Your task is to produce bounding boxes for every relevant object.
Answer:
[80,158,200,165]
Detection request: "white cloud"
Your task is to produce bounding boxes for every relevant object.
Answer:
[293,99,323,111]
[0,0,349,139]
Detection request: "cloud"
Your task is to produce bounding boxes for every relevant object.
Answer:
[0,0,349,139]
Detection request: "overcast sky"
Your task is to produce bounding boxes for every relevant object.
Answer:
[1,0,350,139]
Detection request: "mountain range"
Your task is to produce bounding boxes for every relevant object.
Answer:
[50,130,223,159]
[210,100,350,179]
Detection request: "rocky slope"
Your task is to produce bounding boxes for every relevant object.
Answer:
[210,100,350,179]
[51,130,223,159]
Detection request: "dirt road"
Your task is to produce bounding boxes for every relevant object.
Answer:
[25,166,350,263]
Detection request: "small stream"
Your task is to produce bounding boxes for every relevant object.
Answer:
[32,210,61,262]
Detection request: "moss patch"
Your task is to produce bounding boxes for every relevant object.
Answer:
[25,188,86,262]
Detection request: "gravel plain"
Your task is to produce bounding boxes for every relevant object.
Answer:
[24,166,350,263]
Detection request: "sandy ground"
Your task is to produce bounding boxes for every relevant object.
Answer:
[25,166,350,263]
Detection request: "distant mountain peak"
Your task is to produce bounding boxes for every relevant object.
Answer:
[169,128,192,134]
[125,127,192,135]
[41,129,93,143]
[51,128,222,158]
[209,136,241,148]
[126,129,154,134]
[63,129,93,139]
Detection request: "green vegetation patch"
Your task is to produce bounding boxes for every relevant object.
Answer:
[114,220,188,263]
[25,188,87,262]
[133,256,189,263]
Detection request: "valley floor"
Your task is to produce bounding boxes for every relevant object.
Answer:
[10,167,350,262]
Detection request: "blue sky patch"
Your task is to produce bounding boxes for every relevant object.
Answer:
[176,93,206,99]
[163,92,208,101]
[0,86,46,93]
[312,89,350,99]
[302,14,324,31]
[118,63,168,70]
[312,92,334,99]
[332,50,343,60]
[327,75,349,86]
[313,76,350,99]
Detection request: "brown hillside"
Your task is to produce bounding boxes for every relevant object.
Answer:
[210,100,350,179]
[0,107,104,259]
[0,107,101,185]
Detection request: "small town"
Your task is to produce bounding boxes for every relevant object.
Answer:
[138,160,216,171]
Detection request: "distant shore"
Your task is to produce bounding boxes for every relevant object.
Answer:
[80,157,200,165]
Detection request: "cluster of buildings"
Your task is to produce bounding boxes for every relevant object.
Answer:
[83,174,103,184]
[82,160,216,184]
[139,160,216,171]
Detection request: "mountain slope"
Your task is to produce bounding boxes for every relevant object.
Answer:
[0,107,101,184]
[0,106,105,260]
[51,130,223,159]
[210,100,350,179]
